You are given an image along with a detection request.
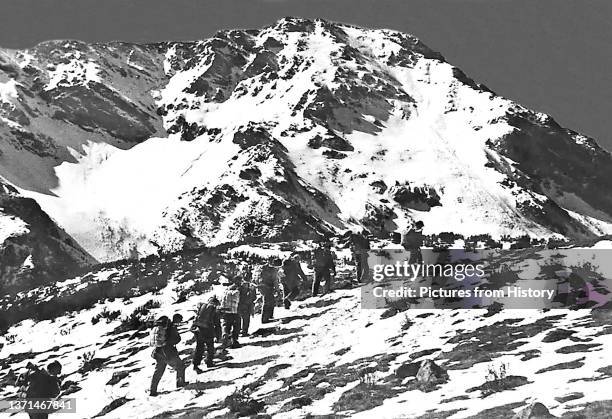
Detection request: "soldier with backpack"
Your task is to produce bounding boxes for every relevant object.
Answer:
[402,220,425,264]
[342,230,371,283]
[237,279,257,336]
[149,314,186,396]
[218,276,242,348]
[281,253,307,309]
[355,231,371,282]
[311,240,336,296]
[258,260,281,323]
[16,361,62,419]
[192,296,221,373]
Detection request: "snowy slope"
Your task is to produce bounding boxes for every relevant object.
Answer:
[1,243,612,418]
[2,18,612,262]
[0,207,28,244]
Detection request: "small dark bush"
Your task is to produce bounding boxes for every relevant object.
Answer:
[91,307,122,325]
[115,312,148,333]
[78,351,107,374]
[291,396,313,407]
[112,300,160,333]
[133,300,161,316]
[224,390,265,416]
[400,314,413,331]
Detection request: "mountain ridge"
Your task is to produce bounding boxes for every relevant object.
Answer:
[1,17,612,264]
[0,178,95,290]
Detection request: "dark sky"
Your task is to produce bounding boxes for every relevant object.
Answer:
[1,0,611,150]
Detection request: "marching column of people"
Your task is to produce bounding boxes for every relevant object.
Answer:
[14,238,355,403]
[13,230,415,408]
[144,237,348,395]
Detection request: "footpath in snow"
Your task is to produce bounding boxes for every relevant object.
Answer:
[2,283,612,418]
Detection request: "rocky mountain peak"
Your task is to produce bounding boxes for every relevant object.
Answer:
[1,18,612,262]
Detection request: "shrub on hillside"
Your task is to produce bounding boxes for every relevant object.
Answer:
[224,390,265,416]
[91,307,122,325]
[112,299,161,333]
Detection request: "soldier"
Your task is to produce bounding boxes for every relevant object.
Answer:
[218,277,242,348]
[237,278,257,336]
[348,230,371,282]
[402,221,425,264]
[311,240,336,296]
[281,253,307,308]
[192,296,222,372]
[258,260,280,323]
[16,361,62,419]
[149,314,186,396]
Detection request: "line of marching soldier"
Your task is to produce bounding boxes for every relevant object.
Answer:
[148,238,347,396]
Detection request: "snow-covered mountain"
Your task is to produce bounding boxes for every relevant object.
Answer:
[0,179,94,290]
[2,17,612,262]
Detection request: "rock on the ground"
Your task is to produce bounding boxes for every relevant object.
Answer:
[554,392,584,403]
[416,359,449,385]
[512,402,556,419]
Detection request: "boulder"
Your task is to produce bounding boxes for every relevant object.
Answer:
[370,180,387,194]
[416,360,449,385]
[389,183,441,210]
[512,402,556,419]
[307,134,354,152]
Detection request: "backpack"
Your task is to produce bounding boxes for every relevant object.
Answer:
[219,288,240,313]
[21,369,60,399]
[194,303,218,328]
[149,317,169,348]
[313,248,333,269]
[238,284,256,307]
[258,265,278,292]
[351,233,370,251]
[402,229,424,249]
[391,232,402,244]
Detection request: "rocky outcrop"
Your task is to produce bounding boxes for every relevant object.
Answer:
[512,402,556,419]
[415,359,449,385]
[0,179,95,291]
[389,183,441,211]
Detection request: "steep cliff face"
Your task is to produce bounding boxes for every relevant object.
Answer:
[0,180,95,290]
[1,17,611,262]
